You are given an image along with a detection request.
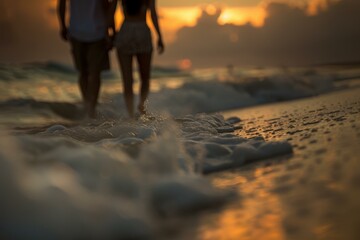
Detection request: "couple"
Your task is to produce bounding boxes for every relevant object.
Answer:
[57,0,164,119]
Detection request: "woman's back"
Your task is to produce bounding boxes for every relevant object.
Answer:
[122,0,149,21]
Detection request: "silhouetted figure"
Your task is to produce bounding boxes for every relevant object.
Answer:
[110,0,164,118]
[58,0,114,118]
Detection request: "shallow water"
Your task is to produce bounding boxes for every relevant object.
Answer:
[1,62,359,127]
[1,63,360,239]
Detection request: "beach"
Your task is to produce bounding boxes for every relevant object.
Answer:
[1,0,360,238]
[0,63,359,239]
[174,87,360,240]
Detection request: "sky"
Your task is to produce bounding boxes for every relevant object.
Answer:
[0,0,359,68]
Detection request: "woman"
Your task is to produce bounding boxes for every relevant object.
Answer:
[110,0,164,118]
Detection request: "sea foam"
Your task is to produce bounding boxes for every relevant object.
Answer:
[0,113,292,239]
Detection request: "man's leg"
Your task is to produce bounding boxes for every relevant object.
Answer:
[86,71,101,118]
[85,39,108,118]
[70,38,90,114]
[79,71,88,108]
[117,51,135,117]
[136,52,152,115]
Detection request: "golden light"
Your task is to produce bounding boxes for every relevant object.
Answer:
[160,7,201,26]
[48,2,269,43]
[198,173,286,240]
[113,6,202,43]
[218,7,267,27]
[50,0,57,11]
[205,4,218,15]
[218,11,233,24]
[307,0,336,15]
[114,8,124,28]
[157,7,202,43]
[47,0,335,42]
[177,58,192,70]
[48,0,60,28]
[155,5,269,44]
[259,0,339,16]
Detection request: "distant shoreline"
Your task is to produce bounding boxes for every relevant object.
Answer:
[313,60,360,68]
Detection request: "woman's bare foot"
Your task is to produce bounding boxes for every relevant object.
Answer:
[138,104,147,115]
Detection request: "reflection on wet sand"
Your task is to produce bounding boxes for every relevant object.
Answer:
[200,173,285,240]
[180,88,360,240]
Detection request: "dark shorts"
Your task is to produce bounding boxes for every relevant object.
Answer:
[70,38,110,73]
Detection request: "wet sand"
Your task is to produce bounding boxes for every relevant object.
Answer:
[174,87,360,240]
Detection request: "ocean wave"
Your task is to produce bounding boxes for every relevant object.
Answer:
[0,61,189,83]
[0,61,76,82]
[0,72,343,122]
[146,73,336,115]
[1,63,360,125]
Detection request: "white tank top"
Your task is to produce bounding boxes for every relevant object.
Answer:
[68,0,107,42]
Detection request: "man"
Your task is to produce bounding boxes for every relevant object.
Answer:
[57,0,114,118]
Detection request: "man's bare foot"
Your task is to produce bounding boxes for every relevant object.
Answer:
[87,107,97,119]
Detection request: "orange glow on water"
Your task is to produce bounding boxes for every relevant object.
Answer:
[177,58,192,70]
[198,173,286,240]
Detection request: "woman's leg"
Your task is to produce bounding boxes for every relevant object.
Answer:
[117,51,135,117]
[136,52,152,115]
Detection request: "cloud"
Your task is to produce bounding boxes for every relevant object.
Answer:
[0,0,70,64]
[159,0,261,7]
[0,0,14,45]
[1,0,359,68]
[162,0,360,67]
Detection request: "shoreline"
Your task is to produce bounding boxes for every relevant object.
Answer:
[174,87,360,240]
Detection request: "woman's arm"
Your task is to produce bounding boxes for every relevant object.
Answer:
[149,0,164,54]
[57,0,68,41]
